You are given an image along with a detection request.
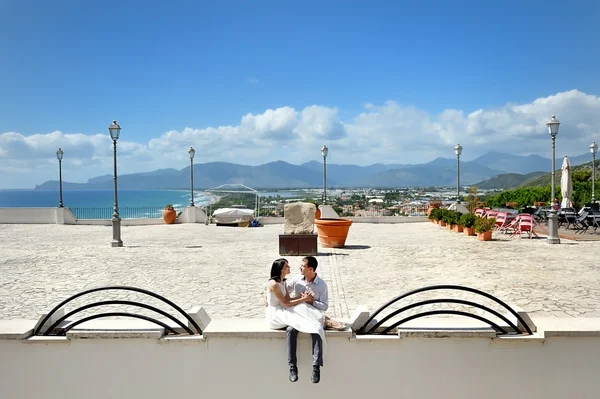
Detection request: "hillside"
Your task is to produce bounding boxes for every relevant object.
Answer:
[474,171,546,189]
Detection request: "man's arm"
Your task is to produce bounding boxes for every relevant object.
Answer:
[312,281,329,312]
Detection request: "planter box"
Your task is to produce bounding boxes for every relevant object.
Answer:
[477,231,492,241]
[439,221,447,227]
[463,227,475,236]
[454,225,464,233]
[279,234,318,256]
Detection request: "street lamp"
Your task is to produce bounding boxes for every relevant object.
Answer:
[454,144,462,203]
[108,120,123,247]
[546,115,560,244]
[591,141,598,203]
[321,145,328,205]
[56,148,64,207]
[188,147,196,206]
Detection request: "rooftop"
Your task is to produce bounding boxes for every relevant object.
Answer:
[1,221,599,321]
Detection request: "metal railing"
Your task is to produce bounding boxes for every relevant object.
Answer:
[357,285,533,336]
[70,206,185,220]
[34,286,202,336]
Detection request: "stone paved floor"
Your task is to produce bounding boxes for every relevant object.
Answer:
[1,222,599,322]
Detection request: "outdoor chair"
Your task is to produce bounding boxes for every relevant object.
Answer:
[533,207,548,224]
[574,211,590,234]
[560,208,579,230]
[586,210,600,234]
[509,214,537,239]
[486,210,498,219]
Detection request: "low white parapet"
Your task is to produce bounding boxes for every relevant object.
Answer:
[1,316,600,398]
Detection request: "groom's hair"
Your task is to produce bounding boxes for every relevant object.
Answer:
[303,256,318,271]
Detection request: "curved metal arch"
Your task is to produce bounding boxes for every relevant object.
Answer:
[381,310,508,335]
[44,300,194,336]
[358,285,532,335]
[34,286,201,336]
[364,298,521,335]
[58,312,178,336]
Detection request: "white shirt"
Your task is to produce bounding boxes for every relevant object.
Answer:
[286,274,329,312]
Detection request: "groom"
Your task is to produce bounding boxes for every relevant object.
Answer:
[285,256,328,384]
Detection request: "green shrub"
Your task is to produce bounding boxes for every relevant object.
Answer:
[474,217,496,233]
[429,208,442,221]
[459,213,477,228]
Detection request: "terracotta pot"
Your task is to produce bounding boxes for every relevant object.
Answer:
[477,231,492,241]
[439,221,446,227]
[427,204,440,217]
[314,218,353,248]
[447,224,454,230]
[454,225,464,233]
[463,227,475,236]
[315,208,321,220]
[163,209,177,224]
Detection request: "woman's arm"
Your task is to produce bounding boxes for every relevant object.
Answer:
[269,281,306,308]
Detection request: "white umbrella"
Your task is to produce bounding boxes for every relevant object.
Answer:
[560,156,573,209]
[448,203,470,214]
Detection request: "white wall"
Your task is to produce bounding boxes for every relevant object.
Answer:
[1,318,600,399]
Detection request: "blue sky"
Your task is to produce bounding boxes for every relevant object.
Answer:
[1,0,599,188]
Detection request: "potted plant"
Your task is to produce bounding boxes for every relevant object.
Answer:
[460,213,477,236]
[453,212,464,233]
[429,208,441,223]
[438,209,448,226]
[163,204,177,224]
[445,210,459,230]
[474,216,496,241]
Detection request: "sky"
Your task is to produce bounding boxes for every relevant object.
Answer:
[1,0,599,188]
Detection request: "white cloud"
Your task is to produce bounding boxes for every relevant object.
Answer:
[1,90,599,188]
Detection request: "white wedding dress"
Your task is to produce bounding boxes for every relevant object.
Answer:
[265,281,326,352]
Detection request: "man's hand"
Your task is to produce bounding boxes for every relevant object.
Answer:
[302,291,315,305]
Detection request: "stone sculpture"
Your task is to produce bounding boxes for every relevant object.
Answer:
[284,202,316,235]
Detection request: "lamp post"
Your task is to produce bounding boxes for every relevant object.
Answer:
[56,148,64,207]
[591,142,598,203]
[546,115,560,244]
[454,143,462,203]
[188,146,196,206]
[109,120,123,247]
[321,145,328,205]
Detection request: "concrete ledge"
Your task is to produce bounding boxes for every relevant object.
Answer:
[160,335,206,344]
[26,336,70,344]
[535,317,600,337]
[203,318,352,339]
[0,319,37,340]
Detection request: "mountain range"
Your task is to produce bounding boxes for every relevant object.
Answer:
[34,151,595,190]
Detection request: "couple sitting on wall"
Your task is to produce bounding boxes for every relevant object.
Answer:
[265,256,345,384]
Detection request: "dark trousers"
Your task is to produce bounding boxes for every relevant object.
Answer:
[286,326,323,367]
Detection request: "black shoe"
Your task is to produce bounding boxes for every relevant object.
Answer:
[311,366,320,383]
[289,366,298,382]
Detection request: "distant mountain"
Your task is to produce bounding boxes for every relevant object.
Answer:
[34,152,597,190]
[360,158,503,188]
[473,172,547,190]
[471,151,592,174]
[300,161,406,186]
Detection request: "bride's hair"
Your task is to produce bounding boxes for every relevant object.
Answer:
[270,258,288,282]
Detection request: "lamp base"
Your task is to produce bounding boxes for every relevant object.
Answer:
[111,217,123,247]
[546,211,561,245]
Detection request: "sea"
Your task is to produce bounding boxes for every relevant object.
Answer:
[0,189,308,218]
